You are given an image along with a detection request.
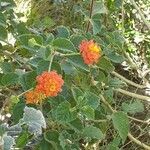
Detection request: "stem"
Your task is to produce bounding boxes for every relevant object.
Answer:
[86,0,94,33]
[48,50,55,72]
[115,88,150,102]
[128,116,150,124]
[121,0,125,33]
[128,133,150,150]
[59,53,80,57]
[130,0,150,30]
[18,88,33,97]
[111,71,146,89]
[99,94,150,149]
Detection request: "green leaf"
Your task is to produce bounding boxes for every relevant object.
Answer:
[45,33,54,45]
[71,86,83,102]
[0,12,6,27]
[56,26,70,38]
[122,101,144,114]
[3,135,15,150]
[61,61,76,75]
[0,25,7,40]
[68,55,89,72]
[1,73,19,86]
[112,111,129,142]
[37,60,49,74]
[69,119,83,131]
[92,1,107,16]
[44,131,62,150]
[19,71,37,90]
[0,62,14,73]
[52,101,76,123]
[16,131,29,148]
[97,57,115,73]
[91,18,102,35]
[20,106,46,136]
[71,86,87,108]
[70,35,86,48]
[81,106,95,119]
[52,37,76,52]
[12,101,25,124]
[107,52,125,63]
[85,92,100,109]
[83,126,104,139]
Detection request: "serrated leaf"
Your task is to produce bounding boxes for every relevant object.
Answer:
[1,73,19,86]
[36,60,49,74]
[122,101,144,114]
[12,101,25,124]
[98,57,115,73]
[70,35,86,48]
[44,131,62,150]
[92,1,107,16]
[107,52,125,63]
[112,112,129,142]
[81,106,95,119]
[0,12,6,27]
[3,135,15,150]
[83,126,104,139]
[20,107,46,136]
[85,92,100,109]
[19,71,37,90]
[52,38,76,52]
[56,26,70,38]
[71,87,87,108]
[68,55,89,72]
[0,62,14,73]
[52,101,76,123]
[16,131,29,148]
[0,25,7,40]
[91,19,102,35]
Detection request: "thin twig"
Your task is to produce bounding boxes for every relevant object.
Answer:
[128,133,150,150]
[115,88,150,102]
[99,94,150,149]
[111,71,146,89]
[130,0,150,30]
[48,50,55,72]
[128,116,150,124]
[86,0,94,33]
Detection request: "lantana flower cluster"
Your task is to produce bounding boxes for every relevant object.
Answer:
[79,40,101,65]
[25,40,101,104]
[25,71,64,104]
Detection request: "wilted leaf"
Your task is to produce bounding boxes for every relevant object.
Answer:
[20,107,46,136]
[3,135,15,150]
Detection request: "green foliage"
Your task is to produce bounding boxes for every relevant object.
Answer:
[112,111,129,142]
[0,0,149,149]
[122,100,144,114]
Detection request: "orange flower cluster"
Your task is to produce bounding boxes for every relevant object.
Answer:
[25,71,64,104]
[25,89,46,104]
[79,40,101,65]
[36,71,64,97]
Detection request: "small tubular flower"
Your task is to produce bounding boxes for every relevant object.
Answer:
[25,89,46,104]
[35,71,64,97]
[79,40,101,65]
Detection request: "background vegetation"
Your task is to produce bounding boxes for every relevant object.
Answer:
[0,0,150,149]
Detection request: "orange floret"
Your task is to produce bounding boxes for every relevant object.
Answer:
[79,40,101,65]
[25,89,46,104]
[35,71,64,97]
